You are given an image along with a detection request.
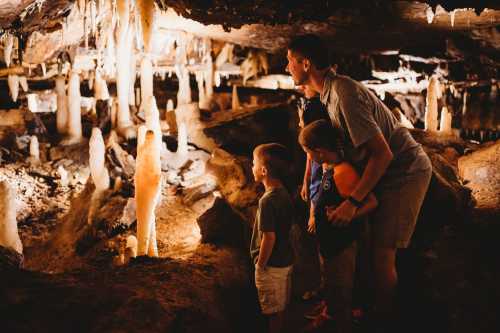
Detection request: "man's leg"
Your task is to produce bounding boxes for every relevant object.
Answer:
[373,247,397,319]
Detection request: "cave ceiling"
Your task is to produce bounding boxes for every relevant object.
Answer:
[0,0,499,74]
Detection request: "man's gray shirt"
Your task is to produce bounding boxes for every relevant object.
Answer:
[320,70,431,185]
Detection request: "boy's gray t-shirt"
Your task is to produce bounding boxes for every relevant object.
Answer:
[320,71,431,180]
[250,187,294,268]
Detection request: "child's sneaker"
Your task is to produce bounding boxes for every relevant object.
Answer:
[304,300,326,320]
[303,308,335,332]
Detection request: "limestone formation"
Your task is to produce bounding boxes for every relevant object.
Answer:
[0,181,22,254]
[63,71,83,145]
[425,75,440,131]
[55,75,69,134]
[135,130,161,257]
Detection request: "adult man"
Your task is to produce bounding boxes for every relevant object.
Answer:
[286,34,432,331]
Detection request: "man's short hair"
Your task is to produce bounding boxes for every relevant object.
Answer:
[254,143,291,181]
[288,34,330,70]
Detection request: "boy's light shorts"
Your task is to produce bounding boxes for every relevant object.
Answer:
[255,265,293,314]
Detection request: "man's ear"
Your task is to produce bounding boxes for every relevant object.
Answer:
[303,58,311,72]
[261,165,268,177]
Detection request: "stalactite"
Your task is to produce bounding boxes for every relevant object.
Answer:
[55,75,68,134]
[203,38,214,101]
[19,76,28,92]
[426,6,435,24]
[196,71,209,110]
[3,33,14,68]
[137,0,155,54]
[215,43,234,68]
[64,71,83,145]
[7,75,19,102]
[29,135,40,164]
[90,0,97,36]
[425,75,439,131]
[41,63,47,77]
[0,181,23,254]
[116,0,136,139]
[129,45,137,107]
[94,70,110,100]
[140,56,153,111]
[232,85,240,110]
[135,130,161,257]
[439,106,452,133]
[177,122,188,157]
[462,90,468,115]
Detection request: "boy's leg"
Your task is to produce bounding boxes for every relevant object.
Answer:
[324,242,357,333]
[268,311,285,333]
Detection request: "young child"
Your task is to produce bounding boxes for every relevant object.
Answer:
[250,143,294,333]
[299,119,378,333]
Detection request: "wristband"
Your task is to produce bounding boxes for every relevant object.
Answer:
[347,195,363,208]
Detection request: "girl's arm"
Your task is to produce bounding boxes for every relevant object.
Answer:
[301,154,312,201]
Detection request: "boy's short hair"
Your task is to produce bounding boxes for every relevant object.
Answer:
[299,119,344,154]
[288,34,330,70]
[255,143,291,181]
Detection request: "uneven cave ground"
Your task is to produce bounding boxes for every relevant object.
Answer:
[0,104,499,333]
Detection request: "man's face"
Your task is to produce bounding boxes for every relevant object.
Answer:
[286,50,308,86]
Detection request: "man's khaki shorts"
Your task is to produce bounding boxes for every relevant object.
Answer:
[255,265,293,314]
[372,166,432,249]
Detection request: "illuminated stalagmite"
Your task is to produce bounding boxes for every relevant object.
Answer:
[140,57,153,110]
[63,71,83,145]
[89,128,110,192]
[135,130,161,257]
[439,106,453,133]
[94,70,110,100]
[7,75,19,102]
[176,65,192,105]
[232,85,240,110]
[29,135,40,164]
[425,75,440,131]
[3,33,14,67]
[0,181,23,254]
[55,75,68,111]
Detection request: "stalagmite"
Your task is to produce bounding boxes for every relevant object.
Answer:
[89,128,110,192]
[27,94,38,113]
[94,70,110,100]
[3,33,14,67]
[64,71,83,144]
[55,75,68,134]
[232,85,240,110]
[129,50,136,106]
[135,130,161,257]
[425,75,439,131]
[0,181,23,254]
[19,76,28,92]
[177,122,188,157]
[126,235,138,259]
[57,165,69,187]
[439,106,453,133]
[166,99,174,112]
[7,75,19,102]
[29,135,40,164]
[175,65,191,105]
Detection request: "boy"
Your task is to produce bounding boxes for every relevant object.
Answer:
[250,143,294,333]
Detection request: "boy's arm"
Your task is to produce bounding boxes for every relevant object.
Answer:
[301,154,312,201]
[257,232,276,269]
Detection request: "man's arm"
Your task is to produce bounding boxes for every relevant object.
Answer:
[350,132,393,202]
[257,232,276,268]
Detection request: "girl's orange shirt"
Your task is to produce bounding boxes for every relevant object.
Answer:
[333,162,360,198]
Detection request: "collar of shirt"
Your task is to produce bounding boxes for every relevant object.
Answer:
[320,68,337,105]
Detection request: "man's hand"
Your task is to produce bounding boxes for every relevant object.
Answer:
[307,215,316,234]
[300,183,309,202]
[326,201,356,227]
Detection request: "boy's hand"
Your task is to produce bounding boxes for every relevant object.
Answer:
[327,201,356,226]
[300,183,309,201]
[307,215,316,234]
